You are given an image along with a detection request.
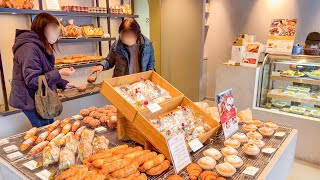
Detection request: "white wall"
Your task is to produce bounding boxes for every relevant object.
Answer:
[205,0,320,99]
[134,0,150,39]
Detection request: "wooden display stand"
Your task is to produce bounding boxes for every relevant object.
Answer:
[101,71,221,160]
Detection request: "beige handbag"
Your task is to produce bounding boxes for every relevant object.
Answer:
[35,75,63,119]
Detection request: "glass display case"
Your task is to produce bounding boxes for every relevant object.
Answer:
[256,54,320,118]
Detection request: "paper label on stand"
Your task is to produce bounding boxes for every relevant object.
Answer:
[36,169,52,180]
[274,132,286,137]
[147,103,162,113]
[23,160,39,170]
[72,115,83,120]
[262,147,276,154]
[167,133,192,173]
[7,151,23,161]
[0,138,9,146]
[188,138,203,152]
[45,0,60,10]
[243,166,259,176]
[3,145,18,153]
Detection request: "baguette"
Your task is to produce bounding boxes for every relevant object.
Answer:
[116,171,140,180]
[48,120,60,131]
[140,154,165,172]
[83,151,113,164]
[36,131,50,144]
[132,151,157,165]
[55,165,79,180]
[100,158,132,175]
[111,162,139,178]
[84,171,105,180]
[106,144,128,154]
[20,136,37,151]
[24,127,38,140]
[114,146,142,155]
[70,165,88,180]
[124,150,150,159]
[92,154,124,168]
[137,173,148,180]
[146,160,170,176]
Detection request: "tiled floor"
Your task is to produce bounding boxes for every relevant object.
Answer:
[287,159,320,180]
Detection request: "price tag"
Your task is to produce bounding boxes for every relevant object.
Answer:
[167,133,192,173]
[0,138,9,146]
[3,145,18,153]
[243,166,259,176]
[262,147,276,154]
[188,138,203,152]
[72,115,83,120]
[35,169,52,180]
[7,151,23,161]
[45,0,60,10]
[95,127,107,133]
[274,132,286,137]
[147,103,162,113]
[23,160,40,170]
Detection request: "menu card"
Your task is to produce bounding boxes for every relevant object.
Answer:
[167,133,192,173]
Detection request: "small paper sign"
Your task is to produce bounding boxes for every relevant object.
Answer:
[167,133,192,173]
[274,132,286,137]
[147,103,162,113]
[3,145,18,153]
[36,169,52,180]
[23,160,40,170]
[243,166,259,176]
[7,151,23,161]
[72,115,83,120]
[45,0,60,10]
[188,138,203,152]
[262,147,276,154]
[0,138,9,146]
[95,127,107,133]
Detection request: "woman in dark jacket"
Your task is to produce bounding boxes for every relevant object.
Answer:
[9,13,75,127]
[90,18,155,77]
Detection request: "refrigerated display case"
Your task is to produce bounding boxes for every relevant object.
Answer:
[257,54,320,118]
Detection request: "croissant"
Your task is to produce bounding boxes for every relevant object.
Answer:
[124,150,150,159]
[140,154,165,172]
[92,154,124,168]
[132,151,157,165]
[187,163,203,180]
[146,160,170,176]
[100,158,132,175]
[111,162,139,178]
[200,170,218,180]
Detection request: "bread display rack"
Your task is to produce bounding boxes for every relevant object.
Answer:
[100,71,221,161]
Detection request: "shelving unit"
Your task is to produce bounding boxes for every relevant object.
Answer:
[270,75,319,86]
[267,93,320,106]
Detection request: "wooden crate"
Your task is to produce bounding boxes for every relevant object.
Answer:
[133,97,221,160]
[100,71,184,122]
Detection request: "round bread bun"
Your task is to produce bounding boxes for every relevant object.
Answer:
[197,156,217,170]
[215,162,236,177]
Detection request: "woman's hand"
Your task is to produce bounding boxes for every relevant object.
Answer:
[59,67,75,76]
[90,65,103,75]
[65,83,76,89]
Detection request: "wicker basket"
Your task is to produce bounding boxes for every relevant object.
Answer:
[303,48,320,56]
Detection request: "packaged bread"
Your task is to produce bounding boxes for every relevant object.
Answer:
[75,126,86,140]
[50,133,64,145]
[65,133,79,154]
[146,160,170,176]
[29,141,49,156]
[47,128,61,141]
[48,120,60,131]
[43,142,60,167]
[80,129,95,143]
[237,108,252,123]
[61,123,72,135]
[60,117,72,127]
[59,147,75,170]
[36,131,50,144]
[20,136,37,151]
[71,120,81,132]
[78,140,93,162]
[92,136,109,153]
[24,127,38,140]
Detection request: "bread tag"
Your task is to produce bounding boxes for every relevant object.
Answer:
[147,103,162,113]
[95,127,107,133]
[23,160,40,170]
[72,115,83,120]
[243,166,259,176]
[35,169,52,180]
[188,138,203,152]
[7,151,23,161]
[262,147,276,154]
[3,145,18,153]
[274,132,286,138]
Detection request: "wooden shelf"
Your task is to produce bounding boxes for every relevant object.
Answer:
[267,93,320,106]
[58,37,116,43]
[0,8,138,18]
[270,75,319,86]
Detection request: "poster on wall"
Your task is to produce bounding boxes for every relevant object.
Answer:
[241,42,261,67]
[266,19,298,55]
[216,89,239,140]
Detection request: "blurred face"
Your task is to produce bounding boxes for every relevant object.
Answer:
[120,31,138,46]
[44,23,60,44]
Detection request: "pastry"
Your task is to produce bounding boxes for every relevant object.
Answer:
[29,141,49,156]
[242,123,257,132]
[224,138,241,149]
[216,177,226,180]
[88,106,98,112]
[140,154,165,172]
[48,120,61,131]
[168,175,184,180]
[203,148,222,160]
[100,158,132,175]
[215,162,236,177]
[221,146,238,157]
[265,120,278,130]
[76,85,86,92]
[71,120,81,132]
[224,155,243,168]
[146,160,170,176]
[258,126,274,136]
[242,143,260,156]
[237,108,252,123]
[248,138,265,148]
[132,152,157,166]
[36,131,50,144]
[92,154,124,168]
[246,131,263,140]
[80,109,91,117]
[252,119,263,127]
[111,162,139,178]
[124,150,150,159]
[232,132,248,143]
[24,127,38,140]
[187,163,202,180]
[20,136,37,151]
[61,123,72,134]
[200,170,218,180]
[47,128,61,141]
[60,117,71,128]
[197,156,216,169]
[108,115,117,129]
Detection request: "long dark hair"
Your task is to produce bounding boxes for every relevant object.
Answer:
[31,13,59,55]
[118,18,141,38]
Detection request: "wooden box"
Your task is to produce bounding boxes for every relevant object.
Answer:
[100,71,184,122]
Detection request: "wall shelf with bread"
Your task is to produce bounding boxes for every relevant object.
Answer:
[54,55,105,69]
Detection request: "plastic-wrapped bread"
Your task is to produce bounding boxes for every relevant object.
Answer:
[20,136,37,151]
[50,133,64,144]
[78,140,93,162]
[29,141,49,156]
[65,133,79,154]
[111,162,139,178]
[60,117,72,128]
[24,127,38,140]
[71,120,81,132]
[146,160,170,176]
[92,136,109,153]
[80,129,95,143]
[75,126,86,140]
[140,154,165,172]
[100,158,132,175]
[36,131,50,144]
[43,142,60,167]
[47,128,61,141]
[59,147,75,170]
[48,120,60,131]
[62,123,72,135]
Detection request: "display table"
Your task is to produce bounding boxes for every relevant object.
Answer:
[0,126,297,180]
